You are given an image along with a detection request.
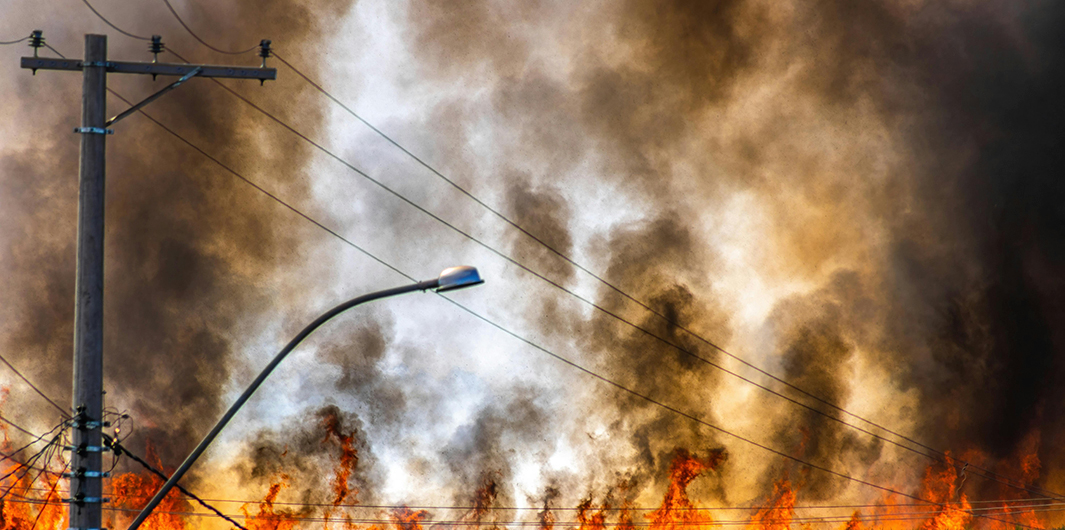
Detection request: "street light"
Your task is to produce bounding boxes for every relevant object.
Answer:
[126,266,484,530]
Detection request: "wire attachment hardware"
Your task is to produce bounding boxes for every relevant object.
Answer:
[149,35,164,63]
[63,444,112,454]
[63,470,111,478]
[258,39,272,67]
[70,419,110,429]
[28,30,45,73]
[258,39,272,84]
[62,495,110,504]
[149,35,165,79]
[73,127,114,135]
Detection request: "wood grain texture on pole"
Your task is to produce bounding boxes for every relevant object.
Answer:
[70,33,106,530]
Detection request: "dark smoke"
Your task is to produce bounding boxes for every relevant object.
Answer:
[402,0,1065,510]
[5,0,1065,518]
[0,0,347,470]
[237,404,380,507]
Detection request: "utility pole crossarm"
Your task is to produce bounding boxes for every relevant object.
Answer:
[20,57,276,80]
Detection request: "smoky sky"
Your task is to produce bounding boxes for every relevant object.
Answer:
[401,0,1065,511]
[3,0,1065,523]
[0,0,348,469]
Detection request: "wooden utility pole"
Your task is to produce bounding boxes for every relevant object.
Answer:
[70,33,107,530]
[20,32,275,530]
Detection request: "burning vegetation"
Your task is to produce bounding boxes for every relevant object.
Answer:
[0,412,1057,530]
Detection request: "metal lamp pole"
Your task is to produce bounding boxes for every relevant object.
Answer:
[126,266,484,530]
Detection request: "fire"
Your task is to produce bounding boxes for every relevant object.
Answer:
[321,412,359,508]
[472,473,499,523]
[646,449,727,530]
[321,410,360,530]
[0,466,66,530]
[0,387,66,530]
[389,507,429,530]
[0,397,1051,530]
[240,480,299,530]
[748,480,796,530]
[915,455,971,530]
[576,498,607,530]
[843,511,863,530]
[109,445,188,530]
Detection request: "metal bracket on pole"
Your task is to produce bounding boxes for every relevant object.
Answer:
[73,127,113,135]
[62,472,111,481]
[70,420,110,429]
[62,497,110,504]
[62,445,112,453]
[105,66,202,126]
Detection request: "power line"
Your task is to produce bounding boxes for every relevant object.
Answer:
[0,419,66,465]
[0,352,71,418]
[79,0,150,40]
[106,434,248,530]
[10,484,1060,513]
[0,431,64,503]
[39,17,1055,526]
[159,0,257,54]
[78,0,1064,505]
[44,41,406,284]
[26,456,67,530]
[0,36,30,45]
[74,81,1038,530]
[36,31,1050,528]
[268,53,1063,503]
[189,59,1064,504]
[0,498,1058,528]
[0,415,49,440]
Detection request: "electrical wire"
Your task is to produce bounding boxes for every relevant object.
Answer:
[159,0,258,54]
[189,62,1065,504]
[76,0,1065,507]
[105,433,249,530]
[35,29,1055,529]
[0,421,67,471]
[0,432,63,502]
[0,499,1058,528]
[0,415,51,440]
[80,0,150,40]
[7,483,1063,512]
[0,351,71,418]
[0,36,31,45]
[26,456,67,530]
[269,53,1065,504]
[71,82,1042,530]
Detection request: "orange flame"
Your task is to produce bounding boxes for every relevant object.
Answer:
[748,480,796,530]
[646,449,726,530]
[241,480,299,530]
[577,498,607,530]
[321,411,359,508]
[390,507,430,530]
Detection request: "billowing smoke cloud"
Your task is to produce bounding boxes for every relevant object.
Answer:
[398,0,1065,514]
[3,0,1065,525]
[0,0,349,468]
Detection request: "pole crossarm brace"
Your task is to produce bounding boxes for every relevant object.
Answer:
[106,67,202,126]
[20,57,276,81]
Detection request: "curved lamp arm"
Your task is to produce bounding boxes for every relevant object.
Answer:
[127,266,483,530]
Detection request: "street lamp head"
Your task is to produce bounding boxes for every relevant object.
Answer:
[435,266,484,292]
